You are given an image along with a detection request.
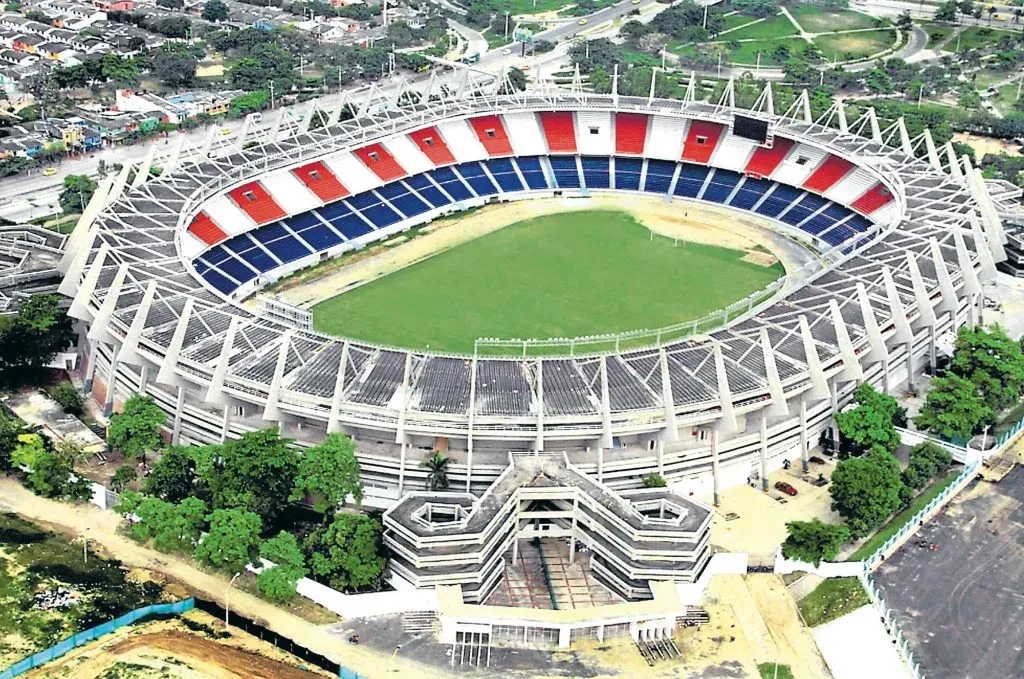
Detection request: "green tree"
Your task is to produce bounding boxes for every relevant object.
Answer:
[202,0,229,21]
[422,452,450,491]
[49,382,84,415]
[781,519,851,566]
[733,0,778,18]
[935,0,959,21]
[643,473,667,488]
[866,67,894,94]
[902,441,953,490]
[206,428,298,525]
[131,496,206,552]
[194,508,262,573]
[143,445,198,503]
[107,394,166,459]
[306,513,386,590]
[12,432,46,469]
[289,433,362,513]
[834,383,904,455]
[151,44,197,89]
[949,325,1024,412]
[256,530,306,602]
[829,446,904,538]
[500,67,527,94]
[896,10,913,30]
[914,373,994,441]
[0,294,75,379]
[25,447,91,500]
[0,411,21,472]
[111,464,137,492]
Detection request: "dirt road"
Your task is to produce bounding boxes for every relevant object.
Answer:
[0,479,451,679]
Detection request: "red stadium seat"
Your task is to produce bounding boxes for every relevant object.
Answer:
[292,161,349,202]
[681,120,725,164]
[744,137,795,178]
[227,181,287,225]
[353,143,406,181]
[188,211,227,246]
[850,182,894,214]
[615,113,648,155]
[538,111,577,153]
[468,115,514,156]
[803,155,855,193]
[408,126,456,165]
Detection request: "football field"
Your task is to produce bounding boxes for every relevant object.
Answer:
[311,210,783,353]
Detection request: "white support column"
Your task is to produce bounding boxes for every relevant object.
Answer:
[67,241,108,318]
[597,445,604,484]
[599,356,613,449]
[103,343,120,416]
[929,238,959,315]
[162,134,186,175]
[945,142,965,182]
[262,330,293,423]
[758,411,769,491]
[798,397,809,472]
[830,376,840,453]
[58,175,112,274]
[882,267,915,390]
[953,229,982,328]
[922,129,942,171]
[760,328,789,417]
[799,315,829,401]
[968,213,999,282]
[466,356,477,493]
[535,359,544,452]
[59,228,97,297]
[326,342,350,434]
[398,441,408,495]
[206,317,239,405]
[156,297,193,387]
[220,405,231,443]
[395,351,412,444]
[200,126,218,158]
[865,107,882,143]
[657,440,665,477]
[659,347,678,440]
[86,263,129,344]
[130,143,158,190]
[84,342,99,392]
[906,252,938,368]
[171,384,186,445]
[829,299,863,383]
[118,280,157,366]
[710,427,720,507]
[713,343,737,435]
[896,117,914,157]
[835,98,847,133]
[856,283,887,365]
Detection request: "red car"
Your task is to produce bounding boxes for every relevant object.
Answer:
[774,481,798,496]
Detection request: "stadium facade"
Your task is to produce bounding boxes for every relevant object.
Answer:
[59,75,1019,507]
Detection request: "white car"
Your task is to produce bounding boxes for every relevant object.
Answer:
[502,48,512,55]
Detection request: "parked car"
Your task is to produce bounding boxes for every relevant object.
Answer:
[774,481,798,496]
[809,456,826,465]
[43,167,57,176]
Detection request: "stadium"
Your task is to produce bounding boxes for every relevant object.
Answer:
[59,71,1017,516]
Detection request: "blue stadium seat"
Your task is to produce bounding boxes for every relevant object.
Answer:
[332,213,375,240]
[580,156,610,189]
[201,267,238,295]
[428,167,475,202]
[376,185,430,218]
[261,232,312,263]
[643,159,675,194]
[345,194,402,229]
[404,175,451,208]
[728,177,772,210]
[701,169,742,204]
[549,156,580,189]
[673,163,709,198]
[217,254,257,284]
[484,158,525,192]
[780,194,827,227]
[822,224,857,247]
[846,214,872,233]
[615,157,643,191]
[514,156,549,190]
[223,233,277,272]
[317,200,352,222]
[754,184,802,218]
[455,162,499,197]
[293,222,343,251]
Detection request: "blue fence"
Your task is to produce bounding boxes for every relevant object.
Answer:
[1,598,195,679]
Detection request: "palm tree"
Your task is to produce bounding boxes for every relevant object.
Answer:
[422,453,451,491]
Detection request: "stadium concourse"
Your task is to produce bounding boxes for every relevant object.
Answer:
[57,71,1021,620]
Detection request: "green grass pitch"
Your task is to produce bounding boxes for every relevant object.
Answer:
[311,210,784,353]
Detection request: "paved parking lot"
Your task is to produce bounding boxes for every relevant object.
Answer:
[873,467,1024,679]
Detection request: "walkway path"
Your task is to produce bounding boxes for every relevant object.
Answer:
[0,478,448,679]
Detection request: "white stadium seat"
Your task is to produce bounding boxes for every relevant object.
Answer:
[263,169,321,215]
[502,112,548,156]
[645,115,686,161]
[180,232,207,259]
[383,134,434,175]
[324,152,383,195]
[203,195,253,235]
[771,142,827,186]
[710,133,757,173]
[438,119,488,163]
[575,110,613,156]
[870,201,900,226]
[825,166,876,204]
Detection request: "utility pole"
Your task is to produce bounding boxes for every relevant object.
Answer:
[505,11,510,39]
[268,80,275,109]
[702,3,708,29]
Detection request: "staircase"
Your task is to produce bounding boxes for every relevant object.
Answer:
[676,606,710,627]
[402,610,439,635]
[636,636,682,666]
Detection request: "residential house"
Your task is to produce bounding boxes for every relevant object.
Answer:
[0,49,38,66]
[37,41,80,64]
[21,22,54,37]
[12,34,45,54]
[0,15,30,32]
[92,0,135,10]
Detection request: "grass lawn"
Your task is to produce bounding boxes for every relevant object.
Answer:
[973,68,1013,89]
[953,25,1017,52]
[813,29,897,62]
[921,21,955,47]
[787,4,886,33]
[311,210,783,353]
[722,12,758,31]
[758,663,795,679]
[728,38,814,65]
[720,12,799,40]
[849,468,963,561]
[797,577,870,627]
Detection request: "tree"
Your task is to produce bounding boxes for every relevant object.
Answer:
[0,294,75,380]
[130,496,206,552]
[948,325,1024,412]
[643,473,668,488]
[834,383,904,455]
[902,441,953,490]
[49,382,84,415]
[289,433,362,513]
[865,67,894,94]
[500,67,527,94]
[107,394,166,459]
[0,411,21,472]
[206,428,298,525]
[935,0,959,21]
[194,508,262,573]
[422,452,450,491]
[257,530,306,602]
[782,519,851,566]
[143,445,197,503]
[25,446,91,500]
[829,446,904,538]
[733,0,777,18]
[914,373,994,441]
[896,11,913,30]
[111,464,137,492]
[202,0,229,21]
[12,433,46,469]
[151,44,197,89]
[305,513,386,590]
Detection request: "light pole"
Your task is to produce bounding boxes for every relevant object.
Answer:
[504,11,510,39]
[225,572,241,630]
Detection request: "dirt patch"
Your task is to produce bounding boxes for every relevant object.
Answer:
[742,250,780,267]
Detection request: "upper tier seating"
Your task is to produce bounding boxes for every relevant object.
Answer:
[744,137,794,178]
[223,231,279,273]
[408,126,457,166]
[682,121,725,164]
[802,155,854,193]
[539,111,577,153]
[850,182,895,214]
[188,212,227,246]
[581,156,610,189]
[755,184,803,218]
[469,115,514,156]
[316,201,375,241]
[250,222,312,264]
[228,182,287,225]
[353,143,406,182]
[615,113,648,155]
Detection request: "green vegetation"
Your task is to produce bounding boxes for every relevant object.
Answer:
[311,210,783,353]
[829,447,904,539]
[48,382,84,416]
[953,25,1017,52]
[107,395,166,460]
[849,468,962,561]
[834,383,906,457]
[289,433,363,513]
[921,21,954,47]
[798,577,870,627]
[782,519,850,566]
[758,663,795,679]
[422,452,451,492]
[0,294,75,385]
[814,29,897,62]
[58,175,97,215]
[720,13,799,40]
[0,513,163,668]
[787,4,885,32]
[915,373,994,441]
[305,513,387,591]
